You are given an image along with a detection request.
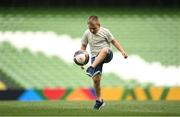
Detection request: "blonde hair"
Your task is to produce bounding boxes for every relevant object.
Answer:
[87,15,100,25]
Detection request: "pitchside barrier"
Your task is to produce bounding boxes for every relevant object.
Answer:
[0,87,180,101]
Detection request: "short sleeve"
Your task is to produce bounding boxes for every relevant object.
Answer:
[106,29,114,42]
[81,31,88,45]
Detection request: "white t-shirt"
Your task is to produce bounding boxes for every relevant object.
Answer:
[81,27,114,56]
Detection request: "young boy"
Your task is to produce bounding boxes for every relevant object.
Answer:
[81,16,128,110]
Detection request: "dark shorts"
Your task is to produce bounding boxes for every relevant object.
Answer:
[91,49,113,75]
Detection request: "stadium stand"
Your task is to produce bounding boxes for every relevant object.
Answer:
[0,8,179,89]
[0,42,137,89]
[0,8,179,66]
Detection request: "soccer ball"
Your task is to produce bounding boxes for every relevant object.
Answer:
[73,50,89,66]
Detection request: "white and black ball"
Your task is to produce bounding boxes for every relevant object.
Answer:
[73,50,89,66]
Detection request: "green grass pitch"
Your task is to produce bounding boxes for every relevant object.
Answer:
[0,101,180,116]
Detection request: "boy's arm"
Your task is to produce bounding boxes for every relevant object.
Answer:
[81,44,87,51]
[80,30,88,69]
[111,39,128,59]
[80,44,87,69]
